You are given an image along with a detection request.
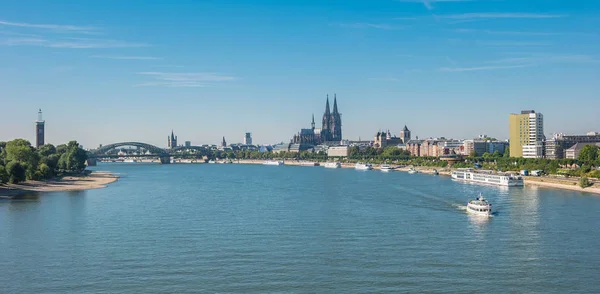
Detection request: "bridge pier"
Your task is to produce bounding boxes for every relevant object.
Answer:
[160,156,171,164]
[86,158,97,166]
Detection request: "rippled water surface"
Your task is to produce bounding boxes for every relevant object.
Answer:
[1,163,599,293]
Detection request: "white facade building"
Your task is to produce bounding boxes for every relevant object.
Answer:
[327,146,349,157]
[522,112,545,158]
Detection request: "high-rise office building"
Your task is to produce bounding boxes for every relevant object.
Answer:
[243,132,252,145]
[509,110,544,158]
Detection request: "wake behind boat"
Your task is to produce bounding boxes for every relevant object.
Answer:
[467,194,492,216]
[355,163,373,170]
[263,160,284,166]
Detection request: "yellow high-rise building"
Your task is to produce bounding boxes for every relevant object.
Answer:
[509,110,544,158]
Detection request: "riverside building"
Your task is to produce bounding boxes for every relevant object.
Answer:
[509,110,545,158]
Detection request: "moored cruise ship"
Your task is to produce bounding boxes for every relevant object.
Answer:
[263,160,284,166]
[452,168,523,187]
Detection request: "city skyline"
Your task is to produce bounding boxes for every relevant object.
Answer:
[1,0,599,147]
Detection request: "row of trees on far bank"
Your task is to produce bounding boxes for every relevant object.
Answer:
[0,139,87,184]
[171,144,600,178]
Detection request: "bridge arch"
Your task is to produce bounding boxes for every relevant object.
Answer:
[91,142,169,156]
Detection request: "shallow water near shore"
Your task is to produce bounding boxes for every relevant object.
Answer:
[1,163,599,293]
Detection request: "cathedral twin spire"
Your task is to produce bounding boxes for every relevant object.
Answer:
[321,94,342,141]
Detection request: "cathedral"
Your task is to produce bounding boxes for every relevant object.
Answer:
[291,94,342,145]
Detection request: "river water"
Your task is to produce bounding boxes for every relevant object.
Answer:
[1,163,599,293]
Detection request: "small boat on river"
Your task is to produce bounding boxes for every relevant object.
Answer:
[380,165,394,172]
[263,160,284,166]
[355,163,373,170]
[324,162,341,168]
[467,194,493,216]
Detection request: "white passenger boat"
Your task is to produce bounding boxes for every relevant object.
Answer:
[124,159,137,163]
[467,194,493,216]
[380,165,394,172]
[408,167,418,174]
[208,160,216,164]
[263,160,284,166]
[323,162,341,168]
[355,163,373,170]
[452,168,524,187]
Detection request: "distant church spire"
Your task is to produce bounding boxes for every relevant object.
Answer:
[333,94,338,114]
[222,136,227,147]
[311,113,315,129]
[325,94,330,115]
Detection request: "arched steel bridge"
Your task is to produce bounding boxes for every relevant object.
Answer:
[90,142,170,157]
[87,142,211,165]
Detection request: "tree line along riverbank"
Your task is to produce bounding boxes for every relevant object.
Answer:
[0,139,88,184]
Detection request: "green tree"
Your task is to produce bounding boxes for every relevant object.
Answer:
[5,139,37,165]
[503,147,510,158]
[469,150,478,158]
[0,165,8,183]
[578,145,599,166]
[579,176,591,188]
[492,150,502,158]
[37,144,57,157]
[38,163,53,178]
[6,161,26,184]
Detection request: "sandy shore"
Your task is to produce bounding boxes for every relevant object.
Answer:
[522,177,600,195]
[0,171,119,198]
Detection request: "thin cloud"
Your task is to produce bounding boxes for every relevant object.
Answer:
[1,37,149,48]
[450,28,560,36]
[0,19,97,33]
[439,13,568,19]
[337,23,408,30]
[136,72,237,88]
[134,82,207,88]
[488,55,600,64]
[446,56,457,65]
[451,28,598,37]
[0,30,40,37]
[395,0,472,10]
[478,41,552,46]
[368,77,401,82]
[439,64,534,72]
[90,55,161,60]
[392,17,418,20]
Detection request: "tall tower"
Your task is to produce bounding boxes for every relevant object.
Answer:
[330,94,342,141]
[311,114,315,130]
[243,132,252,145]
[168,130,177,148]
[35,109,45,147]
[222,136,227,147]
[509,110,544,158]
[400,125,411,144]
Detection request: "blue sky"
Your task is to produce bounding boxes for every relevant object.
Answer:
[1,0,599,148]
